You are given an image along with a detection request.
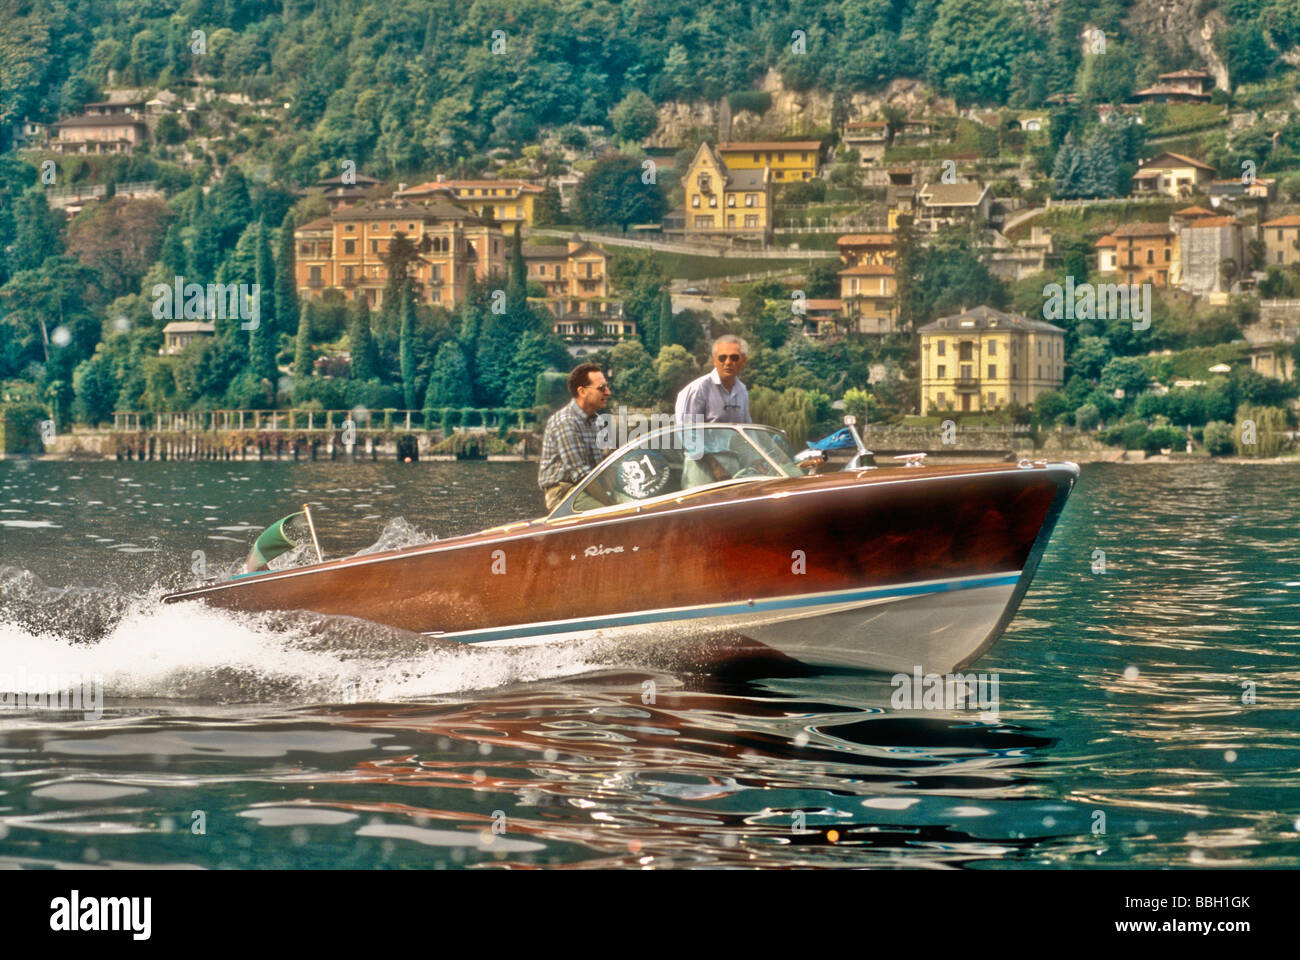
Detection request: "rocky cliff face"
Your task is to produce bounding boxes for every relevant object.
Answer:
[647,0,1262,148]
[650,71,957,147]
[1122,0,1229,89]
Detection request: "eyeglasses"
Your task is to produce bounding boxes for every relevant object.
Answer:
[585,383,611,392]
[715,354,743,363]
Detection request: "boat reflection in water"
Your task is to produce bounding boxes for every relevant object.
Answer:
[271,671,1060,868]
[162,423,1078,674]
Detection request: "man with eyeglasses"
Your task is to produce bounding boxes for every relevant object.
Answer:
[675,335,751,487]
[538,362,615,512]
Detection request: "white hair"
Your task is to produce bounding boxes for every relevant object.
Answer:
[712,334,749,357]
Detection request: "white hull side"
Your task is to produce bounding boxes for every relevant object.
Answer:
[740,582,1017,673]
[456,574,1021,673]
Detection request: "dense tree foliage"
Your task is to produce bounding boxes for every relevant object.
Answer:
[926,0,1028,105]
[573,154,668,230]
[1,0,1297,443]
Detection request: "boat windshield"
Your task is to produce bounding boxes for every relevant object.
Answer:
[555,424,801,516]
[743,427,803,476]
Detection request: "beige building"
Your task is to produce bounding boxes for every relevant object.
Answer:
[395,178,543,234]
[294,199,507,310]
[1261,215,1300,267]
[1094,234,1119,273]
[310,172,384,211]
[1131,152,1216,198]
[522,236,632,346]
[841,122,889,165]
[1131,69,1213,104]
[1210,178,1277,202]
[915,181,991,232]
[1248,344,1295,381]
[158,321,215,356]
[919,306,1065,414]
[50,114,146,155]
[989,226,1057,281]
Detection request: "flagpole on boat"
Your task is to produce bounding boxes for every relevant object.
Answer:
[302,504,324,563]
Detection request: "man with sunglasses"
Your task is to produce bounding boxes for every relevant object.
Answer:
[675,335,752,487]
[538,362,616,512]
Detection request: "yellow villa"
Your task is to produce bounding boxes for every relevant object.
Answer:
[679,142,773,242]
[838,264,897,335]
[716,141,823,182]
[835,233,898,334]
[919,306,1065,414]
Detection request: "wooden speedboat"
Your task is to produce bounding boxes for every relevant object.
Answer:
[161,423,1078,673]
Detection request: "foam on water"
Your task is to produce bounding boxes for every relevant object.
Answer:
[0,584,621,705]
[0,513,631,706]
[0,507,738,710]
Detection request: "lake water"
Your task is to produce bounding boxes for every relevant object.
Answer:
[0,458,1297,869]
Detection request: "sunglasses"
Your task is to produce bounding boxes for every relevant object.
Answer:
[715,354,743,363]
[585,383,611,392]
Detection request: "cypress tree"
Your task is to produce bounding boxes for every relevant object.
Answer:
[534,185,561,226]
[459,273,484,347]
[399,280,416,409]
[506,331,556,409]
[160,220,186,275]
[474,246,529,403]
[348,296,379,381]
[292,300,314,395]
[892,213,920,332]
[274,210,299,346]
[251,219,278,383]
[458,274,485,402]
[655,288,672,352]
[189,188,220,281]
[507,228,526,309]
[212,166,252,250]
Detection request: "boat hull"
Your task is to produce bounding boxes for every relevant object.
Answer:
[467,575,1019,674]
[161,461,1078,673]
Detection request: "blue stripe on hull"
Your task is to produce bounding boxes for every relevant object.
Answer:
[435,571,1022,645]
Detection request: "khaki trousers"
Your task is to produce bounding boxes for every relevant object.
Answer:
[543,481,575,512]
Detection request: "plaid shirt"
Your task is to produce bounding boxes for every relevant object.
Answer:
[538,400,606,491]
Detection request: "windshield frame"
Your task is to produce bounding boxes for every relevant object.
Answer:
[546,422,800,520]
